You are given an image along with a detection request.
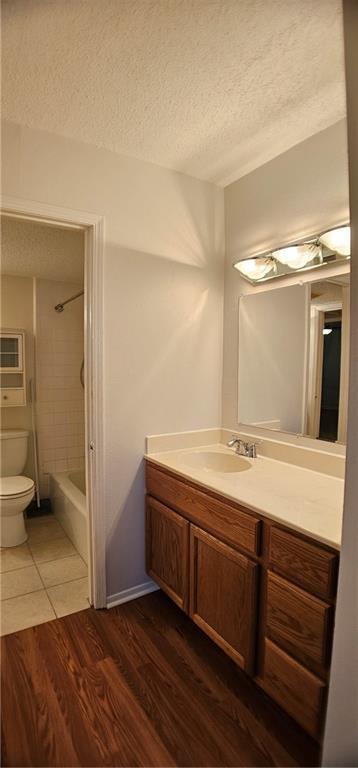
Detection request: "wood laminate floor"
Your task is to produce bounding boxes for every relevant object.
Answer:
[1,590,320,767]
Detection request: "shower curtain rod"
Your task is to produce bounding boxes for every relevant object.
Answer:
[54,290,84,312]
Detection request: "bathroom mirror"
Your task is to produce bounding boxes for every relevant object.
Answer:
[238,272,350,444]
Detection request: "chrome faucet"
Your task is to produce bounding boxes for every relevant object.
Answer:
[227,436,260,459]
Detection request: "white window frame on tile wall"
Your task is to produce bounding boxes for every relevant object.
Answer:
[0,195,106,609]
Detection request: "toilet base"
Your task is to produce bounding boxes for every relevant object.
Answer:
[0,512,28,548]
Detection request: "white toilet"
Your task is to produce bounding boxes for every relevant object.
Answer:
[0,429,35,548]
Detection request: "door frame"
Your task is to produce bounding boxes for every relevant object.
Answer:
[307,299,343,441]
[0,195,106,608]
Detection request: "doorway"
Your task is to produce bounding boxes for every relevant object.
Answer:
[0,197,105,611]
[319,310,342,442]
[306,277,350,443]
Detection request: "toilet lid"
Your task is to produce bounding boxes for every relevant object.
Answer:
[0,475,35,498]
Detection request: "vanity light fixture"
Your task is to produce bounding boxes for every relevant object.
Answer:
[272,242,321,270]
[319,225,351,256]
[233,222,350,284]
[233,256,276,280]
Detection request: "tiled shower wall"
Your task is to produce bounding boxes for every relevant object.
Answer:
[35,279,85,498]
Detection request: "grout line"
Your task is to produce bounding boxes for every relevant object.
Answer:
[24,541,35,566]
[31,552,86,567]
[1,520,87,615]
[33,557,46,589]
[45,575,88,592]
[0,549,88,576]
[0,563,37,574]
[21,551,87,594]
[45,585,59,617]
[1,587,48,604]
[1,571,88,623]
[45,576,89,619]
[33,554,87,589]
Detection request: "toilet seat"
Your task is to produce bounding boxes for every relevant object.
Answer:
[0,475,35,500]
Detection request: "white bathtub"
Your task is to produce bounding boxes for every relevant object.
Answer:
[50,470,88,564]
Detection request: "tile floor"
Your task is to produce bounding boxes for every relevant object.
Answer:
[0,515,89,636]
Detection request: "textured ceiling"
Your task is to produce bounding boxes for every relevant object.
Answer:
[1,217,84,283]
[2,0,346,186]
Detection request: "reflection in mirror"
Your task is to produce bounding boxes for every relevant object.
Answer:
[238,273,350,444]
[306,276,350,443]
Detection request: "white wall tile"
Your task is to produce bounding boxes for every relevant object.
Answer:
[35,279,85,496]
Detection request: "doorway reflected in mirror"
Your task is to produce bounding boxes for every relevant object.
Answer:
[306,276,349,444]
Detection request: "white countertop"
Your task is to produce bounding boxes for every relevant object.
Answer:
[146,443,344,550]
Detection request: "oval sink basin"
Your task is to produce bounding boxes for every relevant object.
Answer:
[179,451,251,474]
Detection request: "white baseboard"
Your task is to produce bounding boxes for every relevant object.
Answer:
[106,580,159,609]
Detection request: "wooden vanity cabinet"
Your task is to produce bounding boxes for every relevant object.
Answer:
[145,462,339,741]
[257,526,338,739]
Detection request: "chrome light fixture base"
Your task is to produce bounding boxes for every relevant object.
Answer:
[233,224,350,284]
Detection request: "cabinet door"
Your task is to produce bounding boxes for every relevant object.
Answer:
[146,495,189,612]
[190,525,258,673]
[0,333,23,372]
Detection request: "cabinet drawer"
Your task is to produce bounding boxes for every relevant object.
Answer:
[266,572,333,670]
[0,388,25,407]
[260,639,326,739]
[146,463,260,556]
[269,526,338,600]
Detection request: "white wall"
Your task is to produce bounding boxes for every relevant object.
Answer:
[322,1,358,763]
[223,120,349,429]
[2,120,225,598]
[35,279,85,498]
[0,274,35,478]
[239,285,307,433]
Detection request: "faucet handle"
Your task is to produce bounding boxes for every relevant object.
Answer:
[248,440,261,458]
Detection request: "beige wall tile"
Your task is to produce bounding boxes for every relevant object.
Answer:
[35,278,85,496]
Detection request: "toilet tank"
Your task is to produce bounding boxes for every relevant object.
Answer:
[0,429,29,477]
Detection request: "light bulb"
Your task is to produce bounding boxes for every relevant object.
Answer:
[319,226,351,256]
[272,243,320,269]
[233,257,275,281]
